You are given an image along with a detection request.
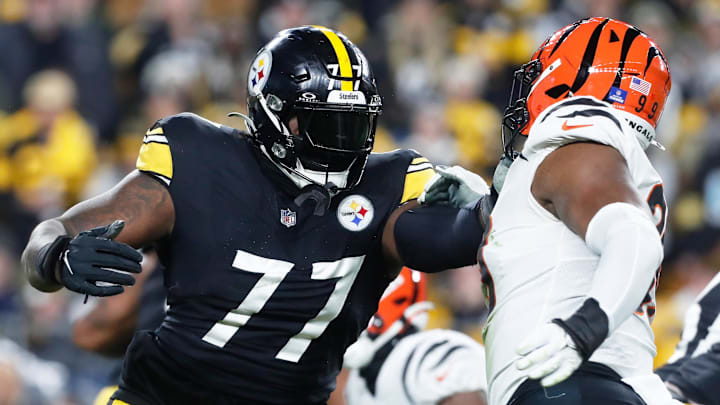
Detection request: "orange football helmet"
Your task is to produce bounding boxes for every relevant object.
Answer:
[367,267,427,337]
[502,17,672,158]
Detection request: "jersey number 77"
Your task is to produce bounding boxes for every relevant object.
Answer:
[202,250,364,363]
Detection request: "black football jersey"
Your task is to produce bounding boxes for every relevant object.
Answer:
[117,113,435,405]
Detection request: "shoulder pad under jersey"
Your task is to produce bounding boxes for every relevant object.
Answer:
[523,96,637,161]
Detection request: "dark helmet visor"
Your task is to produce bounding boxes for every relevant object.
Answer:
[297,109,374,153]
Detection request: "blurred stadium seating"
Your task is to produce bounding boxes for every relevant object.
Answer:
[1,0,719,403]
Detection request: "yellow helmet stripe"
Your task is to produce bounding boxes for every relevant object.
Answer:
[314,26,354,91]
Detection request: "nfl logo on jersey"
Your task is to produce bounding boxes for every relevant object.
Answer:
[280,209,296,228]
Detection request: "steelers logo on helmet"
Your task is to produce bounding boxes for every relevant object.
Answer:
[337,194,374,231]
[248,50,273,96]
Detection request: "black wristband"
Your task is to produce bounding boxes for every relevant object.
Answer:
[37,235,72,285]
[552,298,609,360]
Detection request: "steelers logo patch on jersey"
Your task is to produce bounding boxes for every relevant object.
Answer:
[248,50,272,96]
[337,195,374,231]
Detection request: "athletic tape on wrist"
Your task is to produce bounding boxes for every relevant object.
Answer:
[37,235,72,284]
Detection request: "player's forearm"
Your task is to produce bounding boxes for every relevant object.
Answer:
[21,219,69,292]
[585,203,663,332]
[393,204,484,272]
[547,203,662,362]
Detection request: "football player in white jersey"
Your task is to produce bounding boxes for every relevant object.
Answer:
[434,17,681,405]
[336,267,488,405]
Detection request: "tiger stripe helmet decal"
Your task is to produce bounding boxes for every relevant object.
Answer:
[527,17,671,130]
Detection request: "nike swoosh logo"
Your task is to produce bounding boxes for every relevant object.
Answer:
[436,368,451,382]
[562,120,594,131]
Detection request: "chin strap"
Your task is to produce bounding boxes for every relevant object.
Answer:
[228,112,257,134]
[651,139,666,151]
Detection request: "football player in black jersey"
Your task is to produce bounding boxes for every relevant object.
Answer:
[22,26,489,405]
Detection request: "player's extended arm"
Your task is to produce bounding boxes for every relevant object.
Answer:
[72,258,156,356]
[382,200,486,273]
[515,142,663,387]
[21,170,174,296]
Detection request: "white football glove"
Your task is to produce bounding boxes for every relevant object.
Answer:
[515,323,583,387]
[419,165,490,207]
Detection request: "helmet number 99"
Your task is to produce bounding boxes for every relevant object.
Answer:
[634,95,659,120]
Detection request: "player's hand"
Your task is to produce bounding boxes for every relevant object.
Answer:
[56,220,142,297]
[419,165,490,207]
[515,323,583,387]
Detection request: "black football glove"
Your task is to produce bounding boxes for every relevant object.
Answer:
[39,220,142,297]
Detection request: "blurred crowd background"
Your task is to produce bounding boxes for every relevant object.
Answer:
[0,0,719,403]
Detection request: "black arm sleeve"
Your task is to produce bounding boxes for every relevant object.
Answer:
[394,203,484,273]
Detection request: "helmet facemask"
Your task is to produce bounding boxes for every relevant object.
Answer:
[246,92,381,193]
[502,59,543,160]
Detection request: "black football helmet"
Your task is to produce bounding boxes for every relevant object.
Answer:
[240,26,382,192]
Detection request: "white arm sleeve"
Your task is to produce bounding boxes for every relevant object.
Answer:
[584,202,664,332]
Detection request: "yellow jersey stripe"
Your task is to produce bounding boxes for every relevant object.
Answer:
[407,162,433,173]
[401,167,435,204]
[411,157,429,165]
[314,26,354,91]
[146,127,164,136]
[136,142,173,181]
[110,400,131,405]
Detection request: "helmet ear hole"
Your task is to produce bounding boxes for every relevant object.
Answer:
[266,94,284,112]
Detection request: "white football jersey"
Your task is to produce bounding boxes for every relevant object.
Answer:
[481,96,667,405]
[345,329,487,405]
